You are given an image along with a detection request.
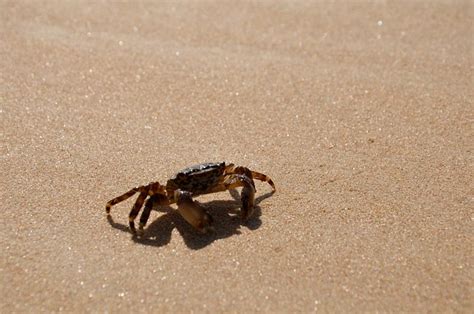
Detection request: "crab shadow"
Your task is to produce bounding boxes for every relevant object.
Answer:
[106,190,274,250]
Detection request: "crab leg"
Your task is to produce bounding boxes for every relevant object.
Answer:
[127,191,149,234]
[105,187,140,214]
[138,194,169,233]
[251,171,276,192]
[224,174,256,220]
[137,194,157,233]
[226,165,275,192]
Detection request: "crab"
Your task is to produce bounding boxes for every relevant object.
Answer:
[106,162,275,234]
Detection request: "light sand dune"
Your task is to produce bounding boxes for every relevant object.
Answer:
[1,1,472,312]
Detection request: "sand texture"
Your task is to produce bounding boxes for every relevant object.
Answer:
[1,1,472,313]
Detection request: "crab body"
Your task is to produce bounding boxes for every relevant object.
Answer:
[166,162,227,196]
[106,162,275,235]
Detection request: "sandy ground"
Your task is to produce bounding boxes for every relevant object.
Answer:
[1,1,472,313]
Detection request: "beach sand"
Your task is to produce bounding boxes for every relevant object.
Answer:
[1,1,472,312]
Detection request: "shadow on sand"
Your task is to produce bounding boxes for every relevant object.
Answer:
[106,190,274,250]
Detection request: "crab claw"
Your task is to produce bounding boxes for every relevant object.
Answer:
[197,213,215,234]
[175,190,215,234]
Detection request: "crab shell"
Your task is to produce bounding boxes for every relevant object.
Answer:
[166,162,232,196]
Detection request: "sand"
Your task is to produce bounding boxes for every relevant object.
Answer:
[1,1,472,313]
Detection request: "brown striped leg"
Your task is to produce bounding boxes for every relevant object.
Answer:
[138,194,169,234]
[233,166,256,189]
[241,182,256,220]
[128,191,148,234]
[175,190,214,234]
[225,174,256,220]
[137,195,156,235]
[105,187,139,214]
[251,170,276,192]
